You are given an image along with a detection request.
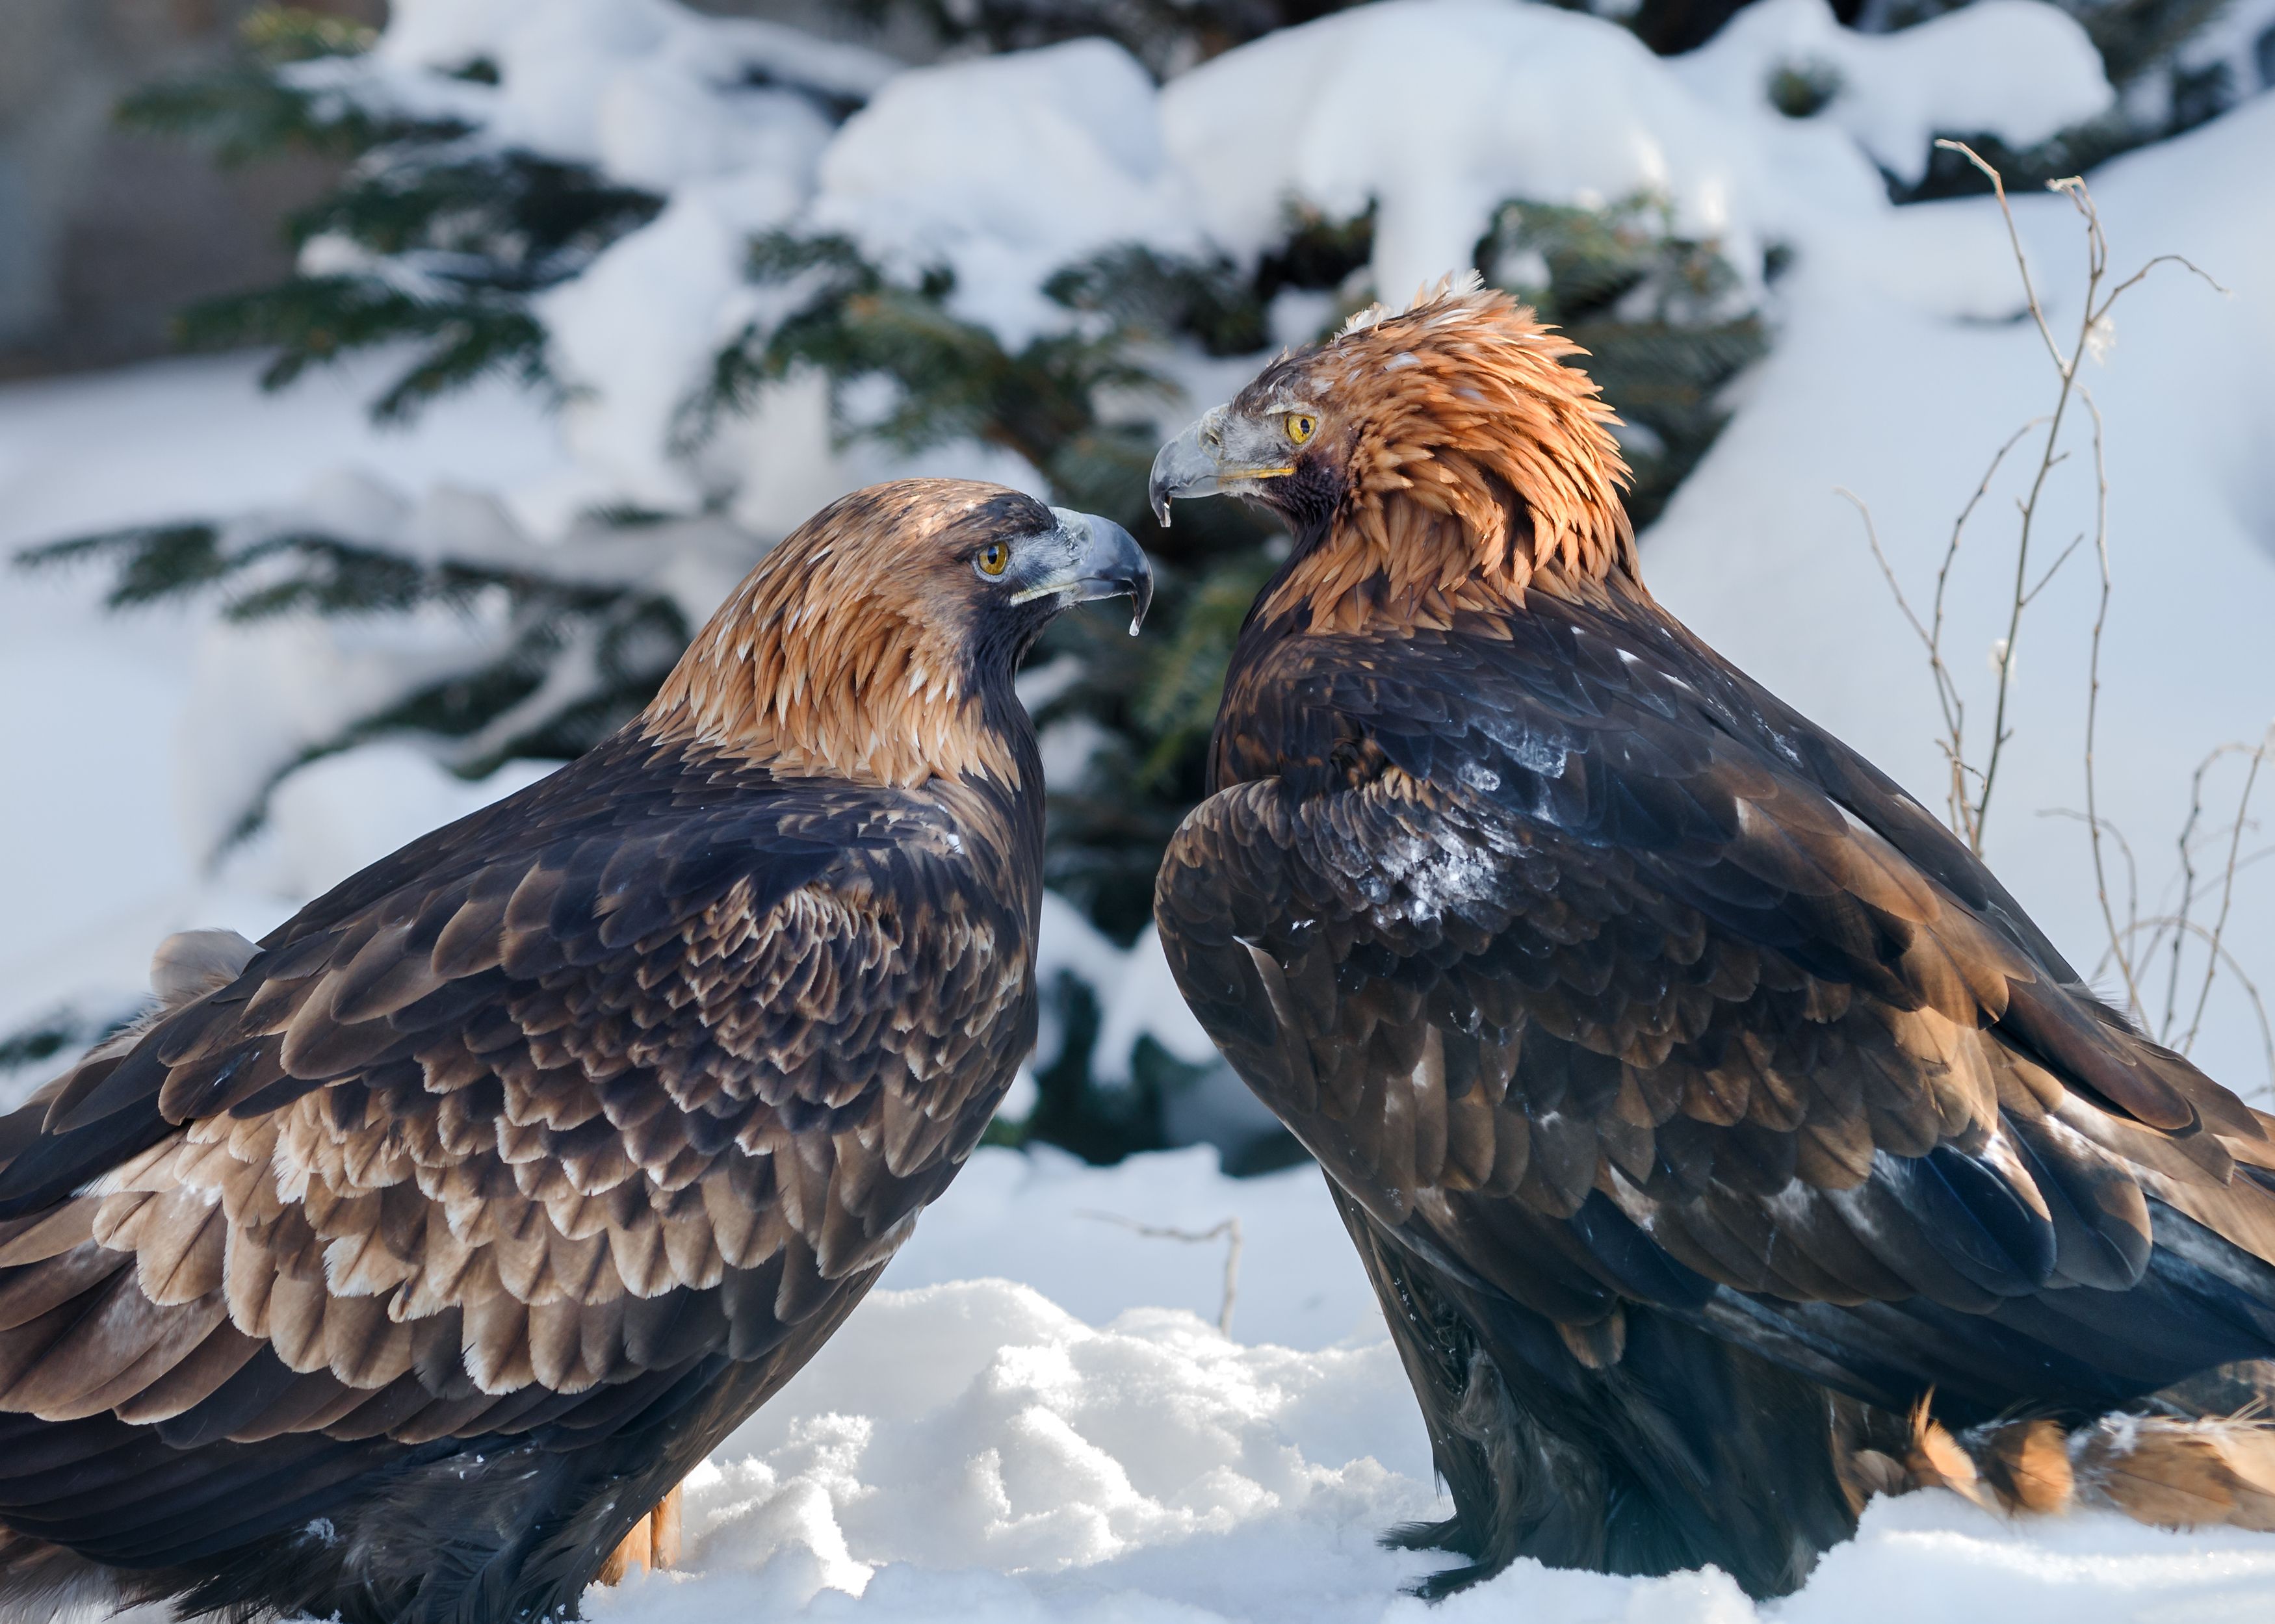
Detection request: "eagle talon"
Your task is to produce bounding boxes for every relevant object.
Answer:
[596,1481,683,1584]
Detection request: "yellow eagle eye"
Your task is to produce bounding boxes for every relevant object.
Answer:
[1286,413,1317,446]
[976,542,1010,577]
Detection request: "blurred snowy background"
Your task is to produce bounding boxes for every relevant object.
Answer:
[5,0,2275,1617]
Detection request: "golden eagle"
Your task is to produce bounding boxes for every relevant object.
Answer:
[1149,279,2275,1597]
[0,480,1149,1623]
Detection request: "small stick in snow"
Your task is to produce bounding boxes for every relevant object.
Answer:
[1078,1211,1243,1336]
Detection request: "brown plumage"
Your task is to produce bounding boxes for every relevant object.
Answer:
[1149,277,2275,1598]
[0,479,1147,1624]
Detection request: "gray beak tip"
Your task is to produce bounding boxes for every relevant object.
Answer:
[1045,507,1154,636]
[1126,574,1154,637]
[1148,413,1221,526]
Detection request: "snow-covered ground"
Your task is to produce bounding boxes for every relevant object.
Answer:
[6,0,2275,1616]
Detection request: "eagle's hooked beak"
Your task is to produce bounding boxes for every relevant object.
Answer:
[1148,405,1295,527]
[1009,508,1154,636]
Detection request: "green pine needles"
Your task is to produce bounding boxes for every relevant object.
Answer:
[120,7,662,422]
[17,518,693,847]
[12,5,1783,1159]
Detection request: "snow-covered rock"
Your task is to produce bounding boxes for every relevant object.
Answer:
[608,1152,2275,1624]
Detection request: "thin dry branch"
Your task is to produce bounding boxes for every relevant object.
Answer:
[1078,1211,1244,1335]
[2042,806,2140,981]
[1936,140,2065,372]
[2158,737,2274,1046]
[2182,730,2274,1053]
[1850,498,1962,832]
[2101,917,2275,1097]
[1859,147,2253,1063]
[2075,387,2139,1018]
[2021,532,2086,607]
[1971,190,2092,843]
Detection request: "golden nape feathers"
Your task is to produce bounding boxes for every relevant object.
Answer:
[647,481,1036,788]
[1152,274,1637,634]
[1312,274,1636,592]
[644,480,1148,790]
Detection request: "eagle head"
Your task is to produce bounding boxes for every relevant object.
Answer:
[645,479,1149,788]
[1151,274,1638,607]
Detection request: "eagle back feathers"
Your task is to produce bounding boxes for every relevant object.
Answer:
[0,734,1037,1583]
[1165,522,2275,1425]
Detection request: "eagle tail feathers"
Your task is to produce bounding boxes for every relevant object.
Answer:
[0,1527,124,1624]
[1901,1391,2275,1532]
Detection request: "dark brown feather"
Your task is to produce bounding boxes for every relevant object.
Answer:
[1154,282,2275,1600]
[0,478,1086,1623]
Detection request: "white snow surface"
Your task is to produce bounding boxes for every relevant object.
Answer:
[5,1,2275,1616]
[389,0,2121,506]
[816,40,1201,348]
[1165,0,2102,301]
[1673,0,2112,185]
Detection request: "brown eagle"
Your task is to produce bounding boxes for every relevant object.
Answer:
[0,480,1148,1623]
[1149,279,2275,1598]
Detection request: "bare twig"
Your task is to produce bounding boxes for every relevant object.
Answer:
[1970,155,2098,844]
[2020,532,2086,606]
[2167,751,2216,1037]
[2160,738,2273,1044]
[1857,148,2255,1064]
[2089,248,2230,312]
[1936,140,2065,372]
[2101,916,2275,1098]
[1840,487,1932,654]
[2182,729,2275,1053]
[2074,387,2140,1018]
[1078,1211,1243,1335]
[2041,807,2139,982]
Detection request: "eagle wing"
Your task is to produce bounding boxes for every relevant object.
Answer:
[1158,602,2275,1420]
[0,738,1031,1567]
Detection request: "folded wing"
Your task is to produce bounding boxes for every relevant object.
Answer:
[1160,602,2275,1421]
[0,740,1030,1566]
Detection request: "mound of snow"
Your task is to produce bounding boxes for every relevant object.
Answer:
[569,1152,2275,1624]
[1164,0,1784,303]
[363,0,893,187]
